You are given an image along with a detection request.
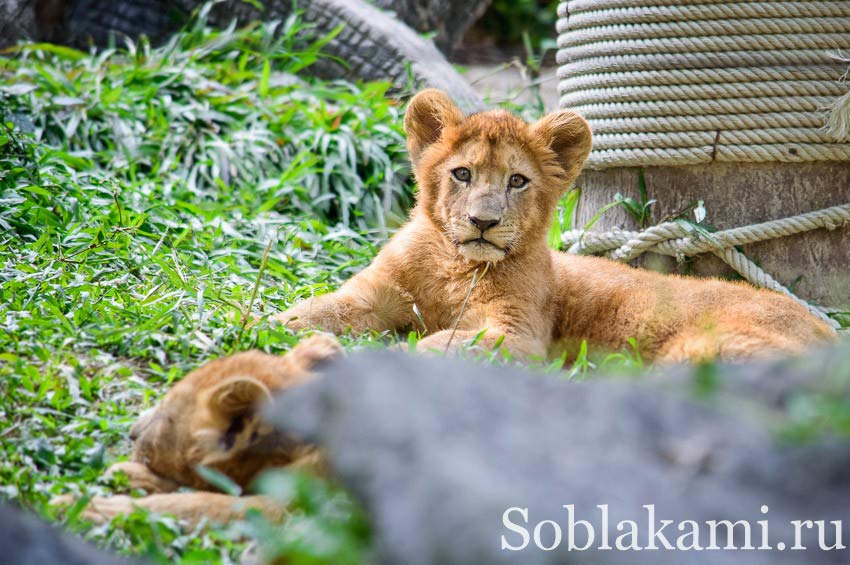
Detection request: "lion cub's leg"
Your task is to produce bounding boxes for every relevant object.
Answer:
[275,267,413,335]
[54,493,281,527]
[656,325,807,364]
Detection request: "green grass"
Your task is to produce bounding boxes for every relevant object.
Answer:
[0,7,402,563]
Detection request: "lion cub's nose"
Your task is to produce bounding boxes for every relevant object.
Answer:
[130,407,157,442]
[468,215,500,232]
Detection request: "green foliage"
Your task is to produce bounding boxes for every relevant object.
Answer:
[691,362,720,398]
[2,5,412,230]
[779,351,850,442]
[560,338,645,381]
[249,470,372,564]
[616,169,656,228]
[548,187,580,250]
[582,170,658,231]
[0,6,405,562]
[475,0,559,46]
[829,310,850,329]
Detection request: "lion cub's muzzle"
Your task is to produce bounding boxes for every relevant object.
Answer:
[463,214,504,249]
[455,210,516,263]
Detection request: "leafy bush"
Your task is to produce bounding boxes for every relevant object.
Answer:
[2,4,412,230]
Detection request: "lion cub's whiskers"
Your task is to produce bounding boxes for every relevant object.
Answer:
[444,262,491,354]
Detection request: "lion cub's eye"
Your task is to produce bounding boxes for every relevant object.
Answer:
[452,167,471,182]
[509,174,529,189]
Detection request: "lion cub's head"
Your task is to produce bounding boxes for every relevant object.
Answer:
[404,89,592,263]
[127,334,342,490]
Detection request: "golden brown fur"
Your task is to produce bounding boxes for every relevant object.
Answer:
[276,89,836,362]
[52,334,341,526]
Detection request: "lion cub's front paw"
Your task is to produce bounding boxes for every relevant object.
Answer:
[80,495,137,524]
[412,334,454,356]
[49,493,76,511]
[272,312,309,332]
[105,461,179,494]
[50,494,136,525]
[296,332,344,364]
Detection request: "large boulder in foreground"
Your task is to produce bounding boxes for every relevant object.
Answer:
[0,503,133,565]
[267,347,850,564]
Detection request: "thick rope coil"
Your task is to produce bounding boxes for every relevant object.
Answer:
[557,1,850,168]
[562,204,850,329]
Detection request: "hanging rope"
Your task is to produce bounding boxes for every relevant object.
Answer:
[562,204,850,330]
[556,1,850,169]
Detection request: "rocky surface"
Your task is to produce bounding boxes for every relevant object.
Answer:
[373,0,491,56]
[198,0,484,110]
[0,0,39,47]
[0,503,135,565]
[268,347,850,564]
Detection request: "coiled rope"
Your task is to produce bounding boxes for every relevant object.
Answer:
[556,1,850,168]
[562,204,850,330]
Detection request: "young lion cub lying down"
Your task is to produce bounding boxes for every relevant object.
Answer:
[276,89,835,361]
[53,334,341,526]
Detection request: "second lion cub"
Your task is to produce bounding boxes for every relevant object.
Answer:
[276,90,836,362]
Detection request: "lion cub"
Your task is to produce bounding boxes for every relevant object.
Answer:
[53,334,341,526]
[276,89,836,362]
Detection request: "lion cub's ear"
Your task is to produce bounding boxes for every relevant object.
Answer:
[198,376,273,464]
[404,89,463,165]
[207,376,272,416]
[531,110,592,182]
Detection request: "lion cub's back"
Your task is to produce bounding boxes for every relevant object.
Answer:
[548,251,837,359]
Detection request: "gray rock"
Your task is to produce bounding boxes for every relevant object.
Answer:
[0,503,136,565]
[203,0,484,112]
[372,0,492,55]
[267,347,850,564]
[0,0,38,47]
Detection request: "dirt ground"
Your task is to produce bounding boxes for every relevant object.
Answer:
[461,64,559,113]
